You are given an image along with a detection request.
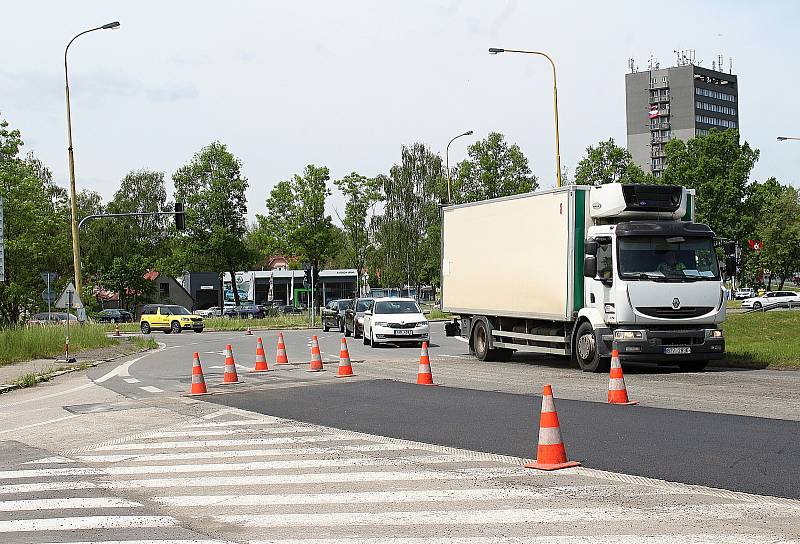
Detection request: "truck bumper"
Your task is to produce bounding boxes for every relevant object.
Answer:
[612,333,724,361]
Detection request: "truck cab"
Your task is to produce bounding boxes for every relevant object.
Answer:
[576,184,727,371]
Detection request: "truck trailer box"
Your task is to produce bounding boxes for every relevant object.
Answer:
[441,187,590,321]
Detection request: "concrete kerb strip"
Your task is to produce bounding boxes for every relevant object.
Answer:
[57,403,800,509]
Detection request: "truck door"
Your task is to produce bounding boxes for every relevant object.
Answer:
[586,237,615,317]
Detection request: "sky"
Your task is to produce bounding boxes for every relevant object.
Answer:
[2,1,798,222]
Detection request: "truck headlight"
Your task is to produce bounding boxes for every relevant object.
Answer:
[614,330,645,340]
[604,303,615,313]
[705,329,723,338]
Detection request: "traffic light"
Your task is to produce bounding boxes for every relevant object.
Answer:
[175,202,186,231]
[303,266,313,286]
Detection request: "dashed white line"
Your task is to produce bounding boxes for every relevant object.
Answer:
[139,386,163,393]
[0,497,142,511]
[123,378,141,384]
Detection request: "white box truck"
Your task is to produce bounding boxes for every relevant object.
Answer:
[441,183,733,372]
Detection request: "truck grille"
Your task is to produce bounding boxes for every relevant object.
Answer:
[637,306,713,319]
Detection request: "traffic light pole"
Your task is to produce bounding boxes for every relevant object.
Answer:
[78,210,184,231]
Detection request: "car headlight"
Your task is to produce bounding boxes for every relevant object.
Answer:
[705,329,723,338]
[375,322,388,327]
[614,330,645,340]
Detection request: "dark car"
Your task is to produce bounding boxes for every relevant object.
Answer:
[93,309,134,323]
[224,302,266,319]
[322,299,350,332]
[344,297,375,338]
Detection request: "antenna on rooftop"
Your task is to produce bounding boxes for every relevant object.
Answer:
[628,58,635,73]
[729,57,733,74]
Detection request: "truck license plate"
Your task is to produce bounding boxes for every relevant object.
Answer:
[394,330,413,335]
[664,346,691,355]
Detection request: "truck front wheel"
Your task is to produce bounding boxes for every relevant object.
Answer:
[573,322,609,373]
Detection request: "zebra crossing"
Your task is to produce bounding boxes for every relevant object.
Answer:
[2,411,800,543]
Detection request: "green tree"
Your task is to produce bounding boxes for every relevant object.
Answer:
[452,132,537,203]
[172,141,253,306]
[753,184,800,290]
[574,138,651,185]
[0,117,71,324]
[96,255,154,310]
[250,180,296,261]
[334,172,382,285]
[662,129,759,242]
[373,144,443,291]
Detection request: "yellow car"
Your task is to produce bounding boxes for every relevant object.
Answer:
[140,304,204,334]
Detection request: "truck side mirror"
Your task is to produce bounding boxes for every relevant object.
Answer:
[583,256,597,278]
[725,256,736,278]
[584,240,598,255]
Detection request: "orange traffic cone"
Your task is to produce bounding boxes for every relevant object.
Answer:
[189,352,208,395]
[113,323,121,337]
[524,384,581,471]
[608,350,637,405]
[416,342,436,385]
[221,344,241,384]
[307,336,324,372]
[245,326,253,336]
[252,337,270,372]
[336,337,354,378]
[275,332,289,365]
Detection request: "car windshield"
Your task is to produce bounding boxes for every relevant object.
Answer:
[337,300,350,310]
[166,305,192,315]
[374,300,420,314]
[356,299,374,312]
[617,236,720,281]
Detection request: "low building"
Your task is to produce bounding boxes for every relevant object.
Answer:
[177,272,221,310]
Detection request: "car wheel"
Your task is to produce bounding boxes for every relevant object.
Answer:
[370,331,378,348]
[323,321,329,332]
[171,321,182,334]
[194,329,203,333]
[572,321,609,372]
[678,360,709,372]
[344,324,352,337]
[140,322,151,335]
[471,320,491,361]
[363,329,370,345]
[753,301,762,310]
[339,319,345,333]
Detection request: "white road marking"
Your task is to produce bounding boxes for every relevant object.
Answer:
[55,541,226,544]
[0,467,104,480]
[144,425,321,438]
[139,386,163,393]
[89,435,347,451]
[153,487,611,507]
[0,414,79,436]
[0,481,100,494]
[184,418,281,428]
[95,349,161,383]
[123,378,141,384]
[453,336,468,343]
[0,515,176,532]
[75,443,417,463]
[23,456,74,465]
[0,497,142,511]
[249,537,800,544]
[219,503,800,528]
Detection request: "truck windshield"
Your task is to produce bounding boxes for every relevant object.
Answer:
[617,236,720,281]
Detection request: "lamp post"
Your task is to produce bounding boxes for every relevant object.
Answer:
[777,136,800,141]
[445,130,473,204]
[64,21,120,298]
[489,47,562,187]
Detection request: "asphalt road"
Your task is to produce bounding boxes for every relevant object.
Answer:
[85,323,800,500]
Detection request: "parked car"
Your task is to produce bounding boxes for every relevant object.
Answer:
[734,288,756,300]
[193,307,221,318]
[322,299,350,332]
[344,297,375,338]
[362,297,429,347]
[741,291,800,310]
[93,309,133,323]
[140,304,204,334]
[27,312,78,326]
[224,302,265,319]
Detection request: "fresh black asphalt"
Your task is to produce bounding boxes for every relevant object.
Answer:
[208,379,800,499]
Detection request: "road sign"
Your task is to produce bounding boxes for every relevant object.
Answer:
[41,271,59,284]
[42,289,57,303]
[55,281,84,309]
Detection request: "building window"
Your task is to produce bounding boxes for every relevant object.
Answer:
[159,283,170,297]
[695,87,735,102]
[695,115,737,129]
[696,128,709,137]
[696,101,737,116]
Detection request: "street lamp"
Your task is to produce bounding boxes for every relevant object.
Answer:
[445,130,473,204]
[489,47,562,187]
[64,21,120,299]
[777,136,800,141]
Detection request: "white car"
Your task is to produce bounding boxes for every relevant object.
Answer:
[193,307,220,318]
[742,291,800,310]
[363,297,430,347]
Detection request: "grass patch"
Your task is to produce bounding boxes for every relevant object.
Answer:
[131,336,159,350]
[726,300,742,310]
[0,324,116,367]
[723,311,800,368]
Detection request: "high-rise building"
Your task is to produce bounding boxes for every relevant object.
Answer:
[625,56,739,177]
